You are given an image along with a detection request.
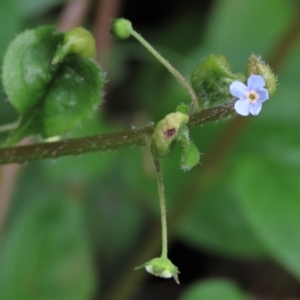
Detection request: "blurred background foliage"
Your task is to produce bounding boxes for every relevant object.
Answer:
[1,0,300,299]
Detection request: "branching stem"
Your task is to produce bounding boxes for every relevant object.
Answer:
[130,29,200,110]
[0,103,233,165]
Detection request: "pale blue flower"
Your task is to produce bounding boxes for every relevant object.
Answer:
[229,75,269,116]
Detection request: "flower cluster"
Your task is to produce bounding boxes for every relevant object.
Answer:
[229,75,269,116]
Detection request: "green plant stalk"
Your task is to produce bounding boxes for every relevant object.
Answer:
[154,158,168,258]
[0,103,233,165]
[130,29,200,111]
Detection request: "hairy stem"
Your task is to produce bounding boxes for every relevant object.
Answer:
[154,158,168,258]
[130,29,200,110]
[0,103,232,165]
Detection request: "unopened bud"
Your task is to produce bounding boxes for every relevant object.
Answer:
[247,54,277,96]
[151,112,189,159]
[135,257,180,284]
[110,18,132,39]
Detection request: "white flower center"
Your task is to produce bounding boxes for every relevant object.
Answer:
[246,91,259,103]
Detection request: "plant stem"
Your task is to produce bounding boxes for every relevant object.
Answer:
[154,158,168,258]
[130,29,199,110]
[0,103,233,165]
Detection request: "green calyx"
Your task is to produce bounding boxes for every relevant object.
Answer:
[110,18,132,39]
[2,25,104,147]
[247,54,277,96]
[151,112,200,170]
[151,112,189,159]
[135,257,180,284]
[52,27,96,64]
[191,54,245,108]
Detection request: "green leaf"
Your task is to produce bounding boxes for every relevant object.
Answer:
[29,54,104,138]
[233,155,300,280]
[2,26,64,115]
[177,179,267,258]
[179,279,249,300]
[2,25,105,145]
[0,199,96,300]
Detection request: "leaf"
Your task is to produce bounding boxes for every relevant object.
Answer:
[0,198,96,300]
[177,178,267,258]
[233,155,300,280]
[179,279,249,300]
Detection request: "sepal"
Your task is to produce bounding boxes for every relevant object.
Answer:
[135,257,180,284]
[151,112,189,159]
[180,142,200,171]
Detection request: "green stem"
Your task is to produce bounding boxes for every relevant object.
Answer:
[0,103,233,165]
[154,158,168,258]
[130,29,199,111]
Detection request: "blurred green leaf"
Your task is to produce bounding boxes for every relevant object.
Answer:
[177,158,266,258]
[0,0,22,126]
[233,155,300,280]
[199,0,292,66]
[0,0,21,59]
[0,198,96,300]
[179,279,249,300]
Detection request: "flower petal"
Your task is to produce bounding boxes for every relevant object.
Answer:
[234,99,250,116]
[257,88,269,102]
[249,101,262,115]
[247,75,265,90]
[229,81,248,99]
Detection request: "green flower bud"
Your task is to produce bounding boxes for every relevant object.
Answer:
[247,54,277,96]
[191,54,245,108]
[52,27,96,64]
[110,18,132,39]
[2,25,104,146]
[151,112,189,159]
[135,257,180,284]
